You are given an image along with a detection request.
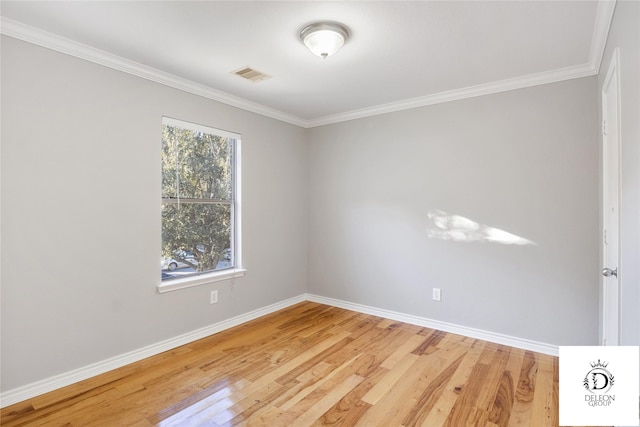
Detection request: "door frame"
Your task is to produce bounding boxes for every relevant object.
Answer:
[601,47,621,346]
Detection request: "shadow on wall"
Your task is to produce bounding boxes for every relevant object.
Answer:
[426,210,536,246]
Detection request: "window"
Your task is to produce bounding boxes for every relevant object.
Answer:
[159,117,243,292]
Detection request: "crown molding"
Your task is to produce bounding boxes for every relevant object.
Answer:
[1,1,616,129]
[306,63,597,127]
[307,1,616,127]
[589,0,616,74]
[0,17,308,128]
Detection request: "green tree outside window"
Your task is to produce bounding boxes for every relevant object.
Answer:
[161,118,236,278]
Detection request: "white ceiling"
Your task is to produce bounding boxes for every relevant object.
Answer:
[1,1,614,127]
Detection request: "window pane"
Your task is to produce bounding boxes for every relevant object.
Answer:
[162,124,233,200]
[161,202,232,278]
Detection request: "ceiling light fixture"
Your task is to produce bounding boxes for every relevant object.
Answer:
[299,21,350,59]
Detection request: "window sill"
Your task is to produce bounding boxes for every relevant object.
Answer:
[157,268,247,293]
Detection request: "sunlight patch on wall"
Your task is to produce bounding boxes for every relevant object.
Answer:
[426,210,536,246]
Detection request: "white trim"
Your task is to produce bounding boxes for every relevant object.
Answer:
[305,63,596,127]
[307,1,616,127]
[0,18,307,128]
[157,268,247,293]
[589,0,617,75]
[306,294,559,356]
[0,294,306,408]
[162,116,241,140]
[600,47,622,346]
[0,293,561,407]
[158,118,244,294]
[233,137,243,271]
[0,2,616,129]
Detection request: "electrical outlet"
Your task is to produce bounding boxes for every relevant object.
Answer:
[432,288,441,301]
[210,290,218,304]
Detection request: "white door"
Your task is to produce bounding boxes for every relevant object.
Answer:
[601,48,621,346]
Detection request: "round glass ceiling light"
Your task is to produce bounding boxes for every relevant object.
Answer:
[299,22,350,59]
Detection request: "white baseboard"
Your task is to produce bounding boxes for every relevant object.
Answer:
[1,292,559,408]
[306,294,559,356]
[0,294,306,408]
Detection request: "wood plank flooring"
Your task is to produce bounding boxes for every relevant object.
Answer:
[0,302,600,426]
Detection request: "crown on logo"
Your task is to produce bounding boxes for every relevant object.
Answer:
[590,359,609,369]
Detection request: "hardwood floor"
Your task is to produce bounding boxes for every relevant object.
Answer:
[0,302,592,426]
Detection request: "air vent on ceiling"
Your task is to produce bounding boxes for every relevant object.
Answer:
[232,66,272,83]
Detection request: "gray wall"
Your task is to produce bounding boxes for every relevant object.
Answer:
[598,0,640,378]
[0,36,308,391]
[307,77,600,346]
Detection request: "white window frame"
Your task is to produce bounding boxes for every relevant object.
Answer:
[157,117,245,293]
